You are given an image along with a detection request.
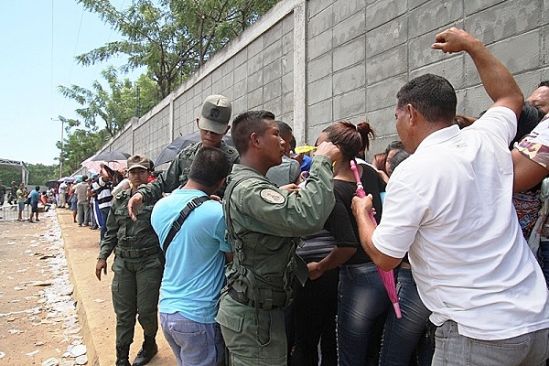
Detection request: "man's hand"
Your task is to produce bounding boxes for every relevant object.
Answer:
[307,262,324,280]
[96,259,107,281]
[280,183,300,193]
[432,27,480,54]
[314,141,342,163]
[127,193,143,221]
[351,194,374,220]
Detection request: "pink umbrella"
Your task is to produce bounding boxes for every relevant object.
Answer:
[350,160,402,319]
[82,157,127,174]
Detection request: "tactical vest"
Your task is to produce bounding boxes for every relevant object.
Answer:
[223,172,307,310]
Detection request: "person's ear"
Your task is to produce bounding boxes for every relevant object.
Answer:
[407,104,419,126]
[250,131,261,149]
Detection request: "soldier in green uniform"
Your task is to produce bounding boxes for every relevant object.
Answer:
[95,155,164,366]
[128,94,238,219]
[216,110,341,365]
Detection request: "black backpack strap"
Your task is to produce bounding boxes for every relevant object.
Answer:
[162,195,210,253]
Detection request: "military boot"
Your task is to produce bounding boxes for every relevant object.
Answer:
[116,345,131,366]
[132,335,158,366]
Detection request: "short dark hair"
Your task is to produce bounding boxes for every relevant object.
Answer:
[397,74,457,124]
[276,121,293,141]
[188,147,231,187]
[35,186,40,191]
[231,110,276,154]
[538,80,549,88]
[387,149,410,176]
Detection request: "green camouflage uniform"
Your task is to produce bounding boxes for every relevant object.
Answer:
[98,188,163,348]
[216,156,336,365]
[138,141,239,202]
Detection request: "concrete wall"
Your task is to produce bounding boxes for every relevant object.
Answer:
[80,0,549,174]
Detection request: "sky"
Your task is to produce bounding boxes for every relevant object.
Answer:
[0,0,138,165]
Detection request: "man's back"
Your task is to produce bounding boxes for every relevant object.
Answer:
[151,188,230,323]
[75,182,88,203]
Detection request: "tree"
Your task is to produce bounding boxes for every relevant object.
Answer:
[56,128,108,176]
[27,164,59,186]
[58,67,160,137]
[76,0,278,98]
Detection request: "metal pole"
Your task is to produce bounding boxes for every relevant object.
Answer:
[60,119,64,178]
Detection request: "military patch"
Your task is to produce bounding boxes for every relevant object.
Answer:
[260,189,285,204]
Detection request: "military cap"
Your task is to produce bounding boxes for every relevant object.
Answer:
[198,95,232,134]
[127,155,153,171]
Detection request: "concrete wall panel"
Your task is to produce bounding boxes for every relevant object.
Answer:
[89,0,549,169]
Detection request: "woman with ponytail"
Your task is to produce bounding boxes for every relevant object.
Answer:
[303,121,388,366]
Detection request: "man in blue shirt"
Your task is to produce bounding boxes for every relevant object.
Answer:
[29,186,41,222]
[151,146,232,366]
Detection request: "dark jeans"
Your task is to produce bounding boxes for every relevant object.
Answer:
[291,267,338,366]
[379,268,435,366]
[540,240,549,288]
[100,207,111,240]
[338,262,390,366]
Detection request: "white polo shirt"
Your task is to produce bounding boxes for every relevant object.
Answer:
[373,106,549,340]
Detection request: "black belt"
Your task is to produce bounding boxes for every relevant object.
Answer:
[115,246,160,259]
[227,287,287,310]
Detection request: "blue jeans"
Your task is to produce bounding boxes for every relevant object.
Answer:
[160,312,224,366]
[432,321,549,366]
[337,262,390,366]
[379,268,434,366]
[539,240,549,288]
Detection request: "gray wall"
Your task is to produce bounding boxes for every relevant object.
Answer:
[80,0,549,174]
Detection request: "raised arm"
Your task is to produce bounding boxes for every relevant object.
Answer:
[432,28,523,117]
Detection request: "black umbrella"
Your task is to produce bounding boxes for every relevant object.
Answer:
[91,150,130,162]
[154,131,233,166]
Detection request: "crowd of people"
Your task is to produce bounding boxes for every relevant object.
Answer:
[85,28,549,366]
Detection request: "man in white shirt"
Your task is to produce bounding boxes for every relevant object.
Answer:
[351,28,549,366]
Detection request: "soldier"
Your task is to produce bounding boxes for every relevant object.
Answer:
[95,155,164,366]
[215,110,341,365]
[128,94,238,219]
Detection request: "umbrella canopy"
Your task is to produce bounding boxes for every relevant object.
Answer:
[82,157,127,174]
[91,150,130,162]
[58,176,75,183]
[154,131,233,166]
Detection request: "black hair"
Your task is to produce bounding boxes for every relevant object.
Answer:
[387,149,410,176]
[35,186,40,191]
[384,141,404,155]
[276,121,293,141]
[512,102,545,147]
[82,175,88,181]
[538,80,549,88]
[231,110,276,154]
[188,147,231,187]
[397,74,457,124]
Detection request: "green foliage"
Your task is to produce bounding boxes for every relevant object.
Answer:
[57,0,278,176]
[58,67,161,137]
[27,164,59,186]
[56,128,109,176]
[0,166,21,185]
[76,0,278,97]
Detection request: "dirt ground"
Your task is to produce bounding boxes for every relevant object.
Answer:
[0,209,88,365]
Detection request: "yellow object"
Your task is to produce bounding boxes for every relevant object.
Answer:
[295,145,316,154]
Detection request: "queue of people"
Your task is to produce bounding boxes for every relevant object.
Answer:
[93,28,549,366]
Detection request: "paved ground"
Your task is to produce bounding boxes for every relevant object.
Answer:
[0,209,88,365]
[0,208,174,365]
[56,208,174,365]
